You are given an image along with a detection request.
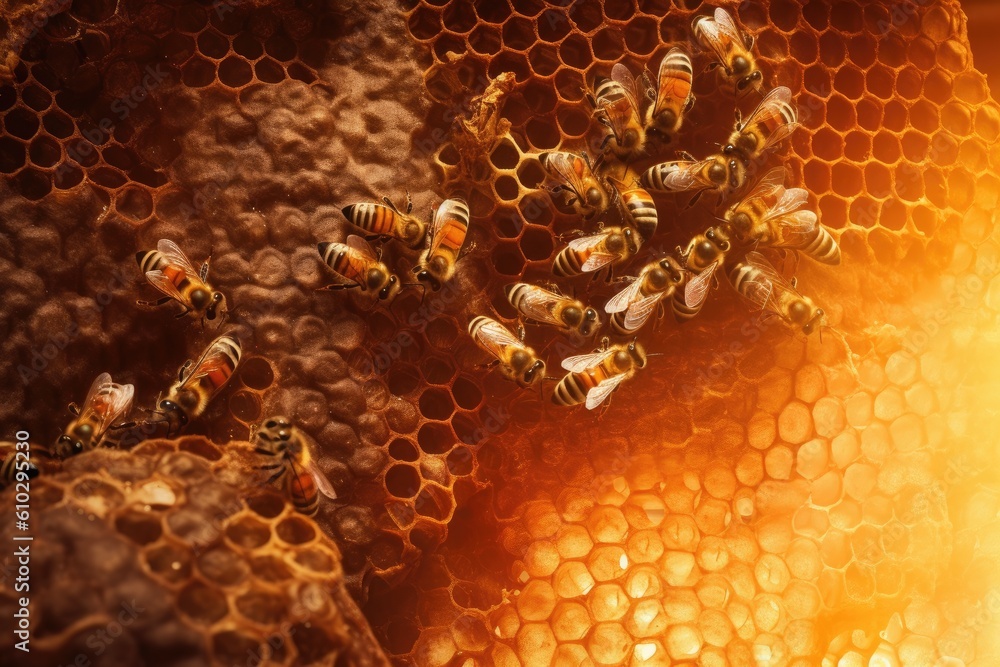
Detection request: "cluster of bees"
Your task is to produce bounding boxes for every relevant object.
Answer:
[3,8,843,510]
[468,7,841,410]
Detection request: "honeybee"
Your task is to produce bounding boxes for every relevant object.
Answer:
[610,178,658,242]
[255,416,337,516]
[342,192,428,249]
[0,447,38,488]
[674,226,732,322]
[553,226,641,280]
[539,151,610,220]
[724,168,841,265]
[692,7,763,93]
[413,198,470,291]
[154,333,242,435]
[136,239,227,325]
[729,251,825,335]
[592,65,646,161]
[468,316,547,389]
[604,256,685,335]
[55,372,135,458]
[506,282,601,338]
[552,338,647,410]
[318,235,404,301]
[644,47,696,138]
[641,87,797,201]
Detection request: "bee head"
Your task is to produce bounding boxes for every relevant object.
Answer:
[628,339,648,368]
[523,359,546,387]
[623,127,641,149]
[56,434,84,457]
[660,256,684,283]
[562,306,582,327]
[378,275,400,301]
[206,292,226,320]
[158,400,189,428]
[737,69,763,91]
[802,308,825,336]
[707,159,728,186]
[24,462,39,479]
[261,417,293,443]
[413,267,442,292]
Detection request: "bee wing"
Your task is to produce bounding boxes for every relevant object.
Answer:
[605,278,645,314]
[180,336,237,389]
[611,63,642,114]
[305,460,338,500]
[645,160,715,191]
[585,373,630,410]
[684,261,717,308]
[735,167,786,210]
[541,152,592,201]
[713,7,746,45]
[561,348,616,373]
[82,372,113,407]
[768,210,820,248]
[653,47,693,117]
[599,96,637,144]
[744,86,797,152]
[623,293,665,332]
[743,250,804,307]
[472,318,524,361]
[143,270,186,302]
[580,252,618,273]
[514,286,566,325]
[345,234,378,261]
[155,239,199,275]
[82,375,134,436]
[763,186,810,221]
[429,198,469,255]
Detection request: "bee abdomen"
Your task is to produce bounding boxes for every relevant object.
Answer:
[343,203,393,236]
[672,291,705,323]
[625,197,658,241]
[552,374,587,407]
[801,227,841,265]
[553,249,582,277]
[610,312,636,336]
[136,250,165,274]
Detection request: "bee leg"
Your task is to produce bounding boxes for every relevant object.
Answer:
[137,297,173,308]
[174,307,192,319]
[199,255,211,282]
[476,360,501,370]
[109,421,136,430]
[405,189,413,214]
[516,324,526,342]
[316,283,355,292]
[67,402,81,416]
[677,150,698,161]
[178,361,193,383]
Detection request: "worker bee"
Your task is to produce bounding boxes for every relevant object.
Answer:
[692,7,763,93]
[641,87,797,201]
[724,168,841,265]
[468,316,547,389]
[55,372,135,458]
[342,192,428,249]
[604,256,686,335]
[506,282,601,338]
[674,226,732,322]
[154,333,242,436]
[610,178,658,242]
[255,416,337,516]
[539,151,611,220]
[0,446,38,488]
[729,251,825,335]
[591,64,646,161]
[318,235,404,301]
[644,47,696,138]
[552,338,647,410]
[553,226,641,280]
[136,239,227,325]
[413,198,470,291]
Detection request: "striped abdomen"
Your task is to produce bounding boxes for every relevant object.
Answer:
[288,470,319,515]
[343,203,397,236]
[552,365,618,407]
[621,187,658,241]
[796,226,840,265]
[594,77,627,104]
[319,243,369,285]
[553,246,587,277]
[672,277,706,324]
[137,250,199,294]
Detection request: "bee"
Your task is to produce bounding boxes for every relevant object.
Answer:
[553,226,641,281]
[724,168,841,265]
[692,7,763,93]
[539,151,611,220]
[1,445,38,488]
[413,198,470,291]
[643,47,696,138]
[342,192,428,249]
[674,226,732,322]
[641,87,797,201]
[591,65,646,161]
[55,372,135,458]
[154,333,242,435]
[610,178,658,242]
[729,251,825,335]
[604,256,685,335]
[255,416,337,516]
[552,338,647,410]
[318,235,404,301]
[506,282,601,338]
[468,316,547,389]
[136,239,227,325]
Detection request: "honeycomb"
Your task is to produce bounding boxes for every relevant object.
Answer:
[1,0,999,665]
